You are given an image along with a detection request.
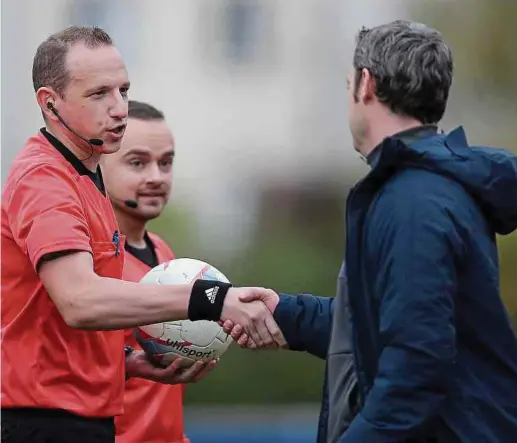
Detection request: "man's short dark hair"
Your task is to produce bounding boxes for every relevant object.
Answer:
[32,26,113,97]
[128,100,165,121]
[353,20,453,124]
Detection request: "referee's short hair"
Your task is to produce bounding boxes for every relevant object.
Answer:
[33,26,113,96]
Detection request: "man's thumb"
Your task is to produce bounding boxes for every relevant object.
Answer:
[238,291,261,302]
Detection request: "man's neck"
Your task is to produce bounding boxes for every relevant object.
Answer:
[115,209,147,248]
[45,124,101,173]
[359,115,424,158]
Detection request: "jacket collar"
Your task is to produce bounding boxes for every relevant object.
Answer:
[366,124,439,168]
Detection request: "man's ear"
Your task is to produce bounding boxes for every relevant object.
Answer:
[360,68,376,104]
[36,87,60,122]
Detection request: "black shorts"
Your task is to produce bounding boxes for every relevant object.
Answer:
[1,408,115,443]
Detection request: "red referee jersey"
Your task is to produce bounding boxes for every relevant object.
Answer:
[1,130,126,417]
[116,232,188,443]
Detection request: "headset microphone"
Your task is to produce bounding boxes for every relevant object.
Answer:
[124,199,138,209]
[109,194,139,209]
[46,102,104,148]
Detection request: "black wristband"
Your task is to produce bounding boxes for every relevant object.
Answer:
[188,279,232,321]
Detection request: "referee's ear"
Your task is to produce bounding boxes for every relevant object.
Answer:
[36,87,59,122]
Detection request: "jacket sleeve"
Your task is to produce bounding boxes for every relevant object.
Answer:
[339,188,460,443]
[273,293,333,359]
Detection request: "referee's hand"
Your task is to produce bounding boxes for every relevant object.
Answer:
[220,288,286,350]
[126,350,217,384]
[221,288,286,349]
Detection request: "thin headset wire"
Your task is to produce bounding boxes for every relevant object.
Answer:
[78,143,95,163]
[49,103,96,163]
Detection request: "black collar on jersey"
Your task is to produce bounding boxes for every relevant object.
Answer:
[124,231,159,269]
[40,128,106,196]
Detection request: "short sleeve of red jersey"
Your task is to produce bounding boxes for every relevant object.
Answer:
[5,164,92,270]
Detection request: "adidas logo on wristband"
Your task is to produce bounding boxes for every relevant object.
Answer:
[189,279,232,321]
[204,286,219,304]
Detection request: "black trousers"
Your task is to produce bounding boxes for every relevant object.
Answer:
[1,408,115,443]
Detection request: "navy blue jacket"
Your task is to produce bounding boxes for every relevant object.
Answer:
[274,126,517,442]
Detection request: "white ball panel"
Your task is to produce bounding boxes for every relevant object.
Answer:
[135,258,234,366]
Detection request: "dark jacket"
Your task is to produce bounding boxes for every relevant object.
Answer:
[275,126,517,443]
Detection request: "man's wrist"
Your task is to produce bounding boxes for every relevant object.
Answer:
[188,280,232,321]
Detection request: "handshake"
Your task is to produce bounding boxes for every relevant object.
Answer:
[219,287,287,350]
[125,287,286,387]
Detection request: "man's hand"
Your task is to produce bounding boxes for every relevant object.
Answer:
[221,287,285,348]
[126,349,217,384]
[221,288,285,349]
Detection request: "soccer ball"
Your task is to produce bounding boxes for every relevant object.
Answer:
[134,258,234,368]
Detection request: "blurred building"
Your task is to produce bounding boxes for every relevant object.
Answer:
[2,0,402,255]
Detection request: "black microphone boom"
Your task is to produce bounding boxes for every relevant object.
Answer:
[47,102,103,147]
[88,138,104,147]
[106,194,139,209]
[124,200,138,209]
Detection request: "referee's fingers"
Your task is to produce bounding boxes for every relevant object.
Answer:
[157,357,184,377]
[221,319,234,333]
[237,333,250,347]
[191,359,218,383]
[229,324,244,340]
[176,360,205,382]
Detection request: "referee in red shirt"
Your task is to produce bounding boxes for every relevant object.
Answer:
[1,26,285,443]
[102,99,191,443]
